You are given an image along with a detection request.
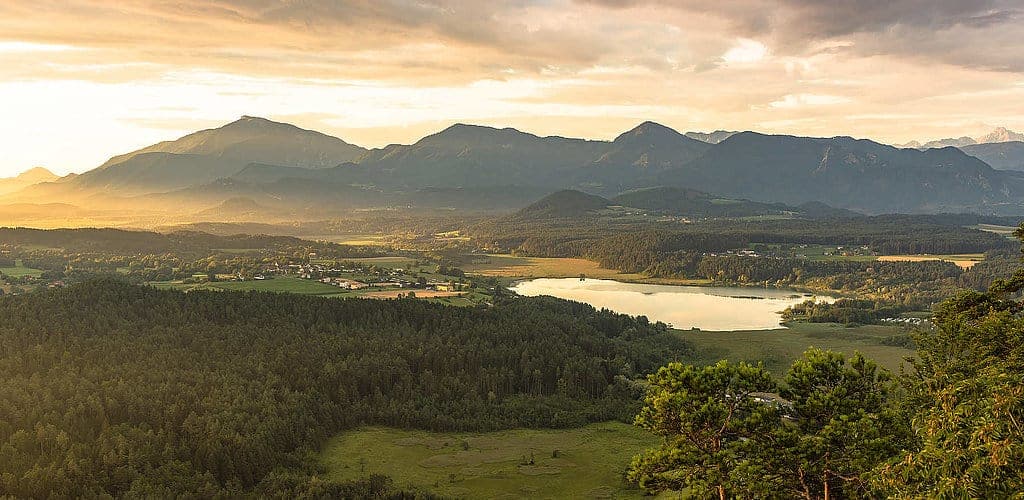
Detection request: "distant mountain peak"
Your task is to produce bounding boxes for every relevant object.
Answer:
[0,166,60,196]
[617,121,683,141]
[978,126,1024,144]
[223,115,306,132]
[899,127,1024,149]
[16,166,58,181]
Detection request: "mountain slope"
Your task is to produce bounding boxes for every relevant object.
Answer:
[961,142,1024,171]
[72,152,248,193]
[0,167,59,195]
[353,123,610,188]
[977,127,1024,144]
[17,118,1024,216]
[685,130,739,144]
[65,116,368,194]
[600,122,710,169]
[658,133,1010,213]
[611,186,791,217]
[513,190,612,218]
[97,116,366,170]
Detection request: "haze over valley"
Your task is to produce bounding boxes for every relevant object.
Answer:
[8,117,1024,226]
[3,1,1024,498]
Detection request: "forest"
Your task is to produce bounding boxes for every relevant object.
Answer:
[472,214,1014,258]
[0,279,684,497]
[628,234,1024,497]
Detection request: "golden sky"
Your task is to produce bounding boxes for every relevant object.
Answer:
[1,0,1023,176]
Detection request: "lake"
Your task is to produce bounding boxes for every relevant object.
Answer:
[510,278,830,331]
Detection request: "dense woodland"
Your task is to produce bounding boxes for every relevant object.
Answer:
[473,215,1014,258]
[627,229,1024,497]
[0,280,684,497]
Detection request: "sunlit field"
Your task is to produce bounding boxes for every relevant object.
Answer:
[320,423,657,499]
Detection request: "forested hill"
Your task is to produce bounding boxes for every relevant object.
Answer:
[0,279,685,497]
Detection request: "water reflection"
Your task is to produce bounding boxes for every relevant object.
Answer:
[510,278,831,331]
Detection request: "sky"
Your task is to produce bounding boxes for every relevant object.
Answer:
[1,0,1023,177]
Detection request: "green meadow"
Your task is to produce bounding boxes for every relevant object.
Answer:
[320,422,660,499]
[679,321,915,376]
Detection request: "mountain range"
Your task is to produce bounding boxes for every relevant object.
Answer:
[898,127,1024,149]
[9,117,1024,216]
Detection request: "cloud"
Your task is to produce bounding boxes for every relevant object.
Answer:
[574,0,1024,70]
[0,0,1022,176]
[722,39,769,64]
[769,93,852,109]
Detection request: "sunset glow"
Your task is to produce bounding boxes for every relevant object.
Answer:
[1,1,1022,175]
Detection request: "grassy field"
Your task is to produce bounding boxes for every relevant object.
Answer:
[679,322,916,376]
[0,261,44,278]
[320,422,658,499]
[342,256,419,267]
[151,276,351,296]
[303,234,390,246]
[148,276,494,306]
[877,253,984,269]
[792,244,878,262]
[973,224,1018,237]
[462,254,709,285]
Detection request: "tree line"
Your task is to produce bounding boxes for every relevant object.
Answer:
[627,226,1024,498]
[0,279,685,497]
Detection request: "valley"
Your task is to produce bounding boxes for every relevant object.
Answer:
[7,3,1024,496]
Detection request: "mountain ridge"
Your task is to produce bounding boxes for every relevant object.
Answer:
[897,127,1024,149]
[11,117,1024,215]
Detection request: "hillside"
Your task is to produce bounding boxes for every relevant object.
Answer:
[0,167,59,195]
[612,186,792,217]
[194,196,282,220]
[684,130,739,144]
[512,190,611,218]
[96,116,366,170]
[67,116,367,193]
[961,141,1024,171]
[579,122,711,192]
[353,123,610,188]
[657,133,1011,213]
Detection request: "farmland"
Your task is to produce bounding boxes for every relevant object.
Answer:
[877,253,984,269]
[0,261,44,278]
[461,254,709,285]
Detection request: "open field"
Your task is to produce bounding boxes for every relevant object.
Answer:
[790,244,878,262]
[320,422,657,499]
[361,290,464,299]
[463,254,709,285]
[877,253,984,269]
[0,261,44,278]
[679,322,916,376]
[973,224,1018,237]
[304,234,391,246]
[342,256,419,267]
[148,277,492,305]
[150,276,351,296]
